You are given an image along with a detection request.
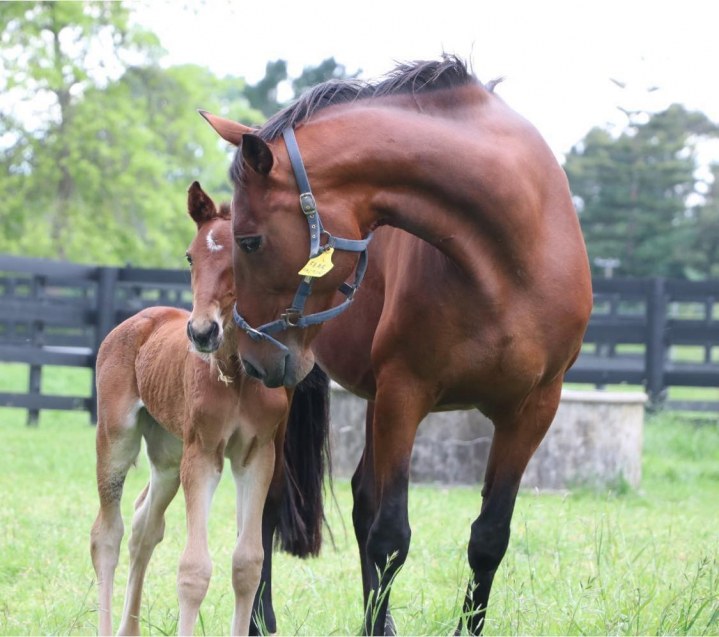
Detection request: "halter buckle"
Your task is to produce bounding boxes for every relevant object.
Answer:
[299,192,317,216]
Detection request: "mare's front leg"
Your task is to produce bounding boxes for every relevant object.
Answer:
[356,374,435,635]
[460,379,563,635]
[176,440,223,636]
[230,439,276,635]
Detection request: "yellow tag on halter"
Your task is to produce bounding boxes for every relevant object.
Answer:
[298,248,335,277]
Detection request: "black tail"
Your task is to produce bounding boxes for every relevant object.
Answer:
[276,363,332,558]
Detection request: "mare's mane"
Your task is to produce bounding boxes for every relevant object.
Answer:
[230,56,489,184]
[259,55,480,142]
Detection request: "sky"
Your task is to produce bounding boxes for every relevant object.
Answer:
[132,0,719,163]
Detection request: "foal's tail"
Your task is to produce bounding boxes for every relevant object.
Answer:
[276,363,332,558]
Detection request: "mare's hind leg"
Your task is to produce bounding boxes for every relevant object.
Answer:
[460,379,563,635]
[117,415,182,636]
[230,440,276,635]
[91,398,143,637]
[352,402,397,636]
[351,402,378,606]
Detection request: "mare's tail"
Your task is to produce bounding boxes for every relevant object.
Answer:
[276,363,332,558]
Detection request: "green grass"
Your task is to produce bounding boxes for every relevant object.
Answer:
[0,379,718,634]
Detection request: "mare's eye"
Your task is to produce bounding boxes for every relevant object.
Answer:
[185,252,193,266]
[237,236,262,254]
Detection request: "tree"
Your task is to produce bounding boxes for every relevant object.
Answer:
[0,2,263,266]
[244,60,288,117]
[291,57,360,97]
[688,164,719,278]
[244,57,359,117]
[565,104,719,277]
[0,2,160,254]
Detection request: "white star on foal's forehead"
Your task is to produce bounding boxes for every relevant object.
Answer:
[206,229,224,252]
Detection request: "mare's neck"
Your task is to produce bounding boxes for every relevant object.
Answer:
[307,95,548,277]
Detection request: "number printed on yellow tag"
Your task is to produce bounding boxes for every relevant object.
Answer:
[298,248,335,277]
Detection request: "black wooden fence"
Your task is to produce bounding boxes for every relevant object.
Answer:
[0,255,191,425]
[565,277,719,410]
[1,254,718,424]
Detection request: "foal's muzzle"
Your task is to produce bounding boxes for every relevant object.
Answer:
[187,320,221,353]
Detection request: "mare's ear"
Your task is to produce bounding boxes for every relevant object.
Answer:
[187,181,217,227]
[198,110,254,146]
[241,134,274,176]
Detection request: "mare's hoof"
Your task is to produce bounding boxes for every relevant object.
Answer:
[384,610,397,635]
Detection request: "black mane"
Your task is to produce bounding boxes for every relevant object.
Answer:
[258,55,479,141]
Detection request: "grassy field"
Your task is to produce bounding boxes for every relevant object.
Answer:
[0,364,718,635]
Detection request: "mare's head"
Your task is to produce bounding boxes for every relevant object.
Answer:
[200,57,475,387]
[199,115,367,388]
[185,181,234,354]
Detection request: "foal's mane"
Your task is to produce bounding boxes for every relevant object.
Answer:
[258,55,482,142]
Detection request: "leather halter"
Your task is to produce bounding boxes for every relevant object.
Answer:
[232,127,373,353]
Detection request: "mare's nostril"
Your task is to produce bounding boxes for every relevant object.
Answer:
[207,321,219,339]
[186,321,194,340]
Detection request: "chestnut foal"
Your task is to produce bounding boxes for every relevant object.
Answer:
[91,183,291,635]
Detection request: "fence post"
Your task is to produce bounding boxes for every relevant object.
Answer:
[90,267,118,424]
[645,277,667,407]
[27,274,46,427]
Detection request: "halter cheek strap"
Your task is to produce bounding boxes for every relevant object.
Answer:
[232,127,373,346]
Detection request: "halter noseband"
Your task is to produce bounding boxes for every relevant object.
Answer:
[232,127,373,353]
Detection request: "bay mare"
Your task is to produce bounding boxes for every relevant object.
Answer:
[202,55,592,634]
[90,182,329,635]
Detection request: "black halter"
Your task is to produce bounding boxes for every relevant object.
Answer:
[232,127,373,353]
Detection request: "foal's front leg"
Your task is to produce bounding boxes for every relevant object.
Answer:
[177,443,223,636]
[230,439,275,635]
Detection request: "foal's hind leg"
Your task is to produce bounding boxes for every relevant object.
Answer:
[91,399,143,636]
[460,380,563,635]
[117,418,182,635]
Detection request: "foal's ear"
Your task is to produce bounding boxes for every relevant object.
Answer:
[187,181,217,227]
[241,134,274,176]
[198,110,254,146]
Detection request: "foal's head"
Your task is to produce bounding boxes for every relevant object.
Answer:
[185,181,234,354]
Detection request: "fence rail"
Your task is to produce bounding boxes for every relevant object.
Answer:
[2,254,718,424]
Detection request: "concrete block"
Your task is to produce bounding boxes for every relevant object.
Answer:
[329,385,646,490]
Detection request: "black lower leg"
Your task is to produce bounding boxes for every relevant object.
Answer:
[250,505,278,635]
[460,486,516,635]
[363,482,411,636]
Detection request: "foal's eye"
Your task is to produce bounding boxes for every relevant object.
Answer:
[237,236,262,254]
[185,252,193,266]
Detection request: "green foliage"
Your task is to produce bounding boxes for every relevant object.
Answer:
[0,2,362,267]
[244,59,288,116]
[244,57,359,117]
[565,105,719,278]
[0,2,263,267]
[291,57,360,97]
[689,164,719,278]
